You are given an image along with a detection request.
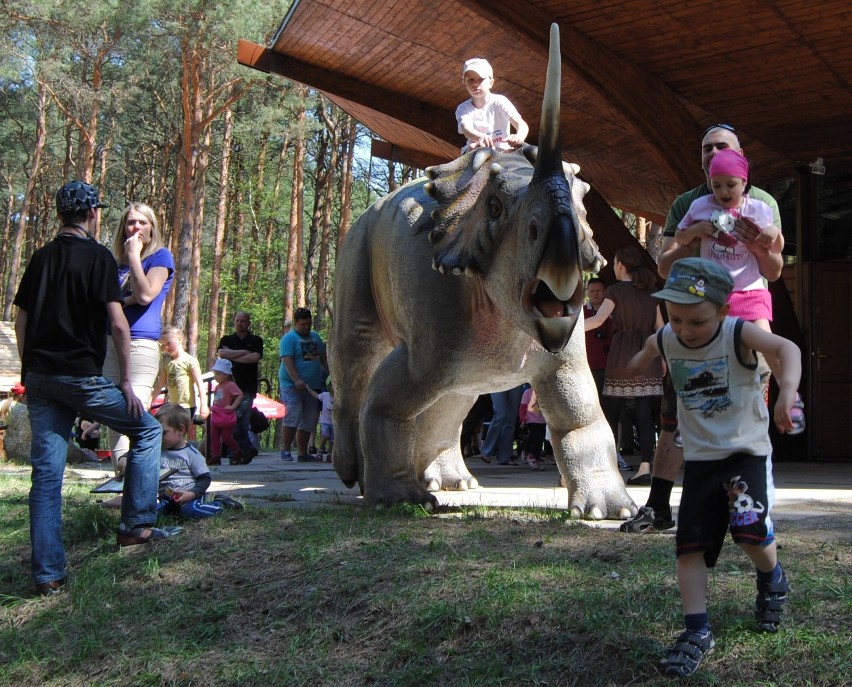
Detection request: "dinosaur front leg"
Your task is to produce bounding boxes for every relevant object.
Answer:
[417,392,479,493]
[534,357,636,520]
[360,344,440,508]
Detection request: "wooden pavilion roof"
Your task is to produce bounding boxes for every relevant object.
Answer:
[239,0,852,223]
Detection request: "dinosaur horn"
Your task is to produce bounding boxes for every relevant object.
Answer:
[533,23,563,180]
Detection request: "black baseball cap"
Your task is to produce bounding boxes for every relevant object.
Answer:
[56,180,108,214]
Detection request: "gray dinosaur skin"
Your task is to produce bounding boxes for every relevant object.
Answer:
[329,25,636,520]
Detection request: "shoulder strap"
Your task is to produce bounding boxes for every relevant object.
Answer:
[733,318,758,369]
[656,326,667,365]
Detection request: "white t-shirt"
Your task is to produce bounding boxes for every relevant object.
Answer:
[677,194,774,292]
[455,94,521,152]
[318,391,333,425]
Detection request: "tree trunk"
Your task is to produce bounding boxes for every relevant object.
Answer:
[315,105,340,330]
[247,137,268,293]
[3,81,48,321]
[0,174,14,315]
[647,221,663,263]
[282,90,307,329]
[187,123,211,356]
[636,215,647,247]
[264,134,290,274]
[170,37,204,332]
[207,107,234,366]
[93,114,115,242]
[337,115,357,252]
[305,125,329,308]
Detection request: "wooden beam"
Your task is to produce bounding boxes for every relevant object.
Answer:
[370,140,451,170]
[237,39,460,147]
[455,0,701,188]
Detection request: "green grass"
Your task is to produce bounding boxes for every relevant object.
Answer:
[0,468,850,686]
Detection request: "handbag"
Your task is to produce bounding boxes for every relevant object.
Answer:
[210,405,236,429]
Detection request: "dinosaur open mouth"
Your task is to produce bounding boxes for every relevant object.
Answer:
[523,278,582,352]
[525,278,572,319]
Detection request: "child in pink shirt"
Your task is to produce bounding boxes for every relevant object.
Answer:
[209,358,244,465]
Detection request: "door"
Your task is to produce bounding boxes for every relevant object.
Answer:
[812,264,852,459]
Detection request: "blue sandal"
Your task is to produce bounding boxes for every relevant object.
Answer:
[665,629,715,678]
[755,568,789,632]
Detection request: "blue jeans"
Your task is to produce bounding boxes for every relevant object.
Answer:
[232,393,255,454]
[481,385,524,464]
[25,371,162,585]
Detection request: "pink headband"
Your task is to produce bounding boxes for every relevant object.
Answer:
[709,148,749,182]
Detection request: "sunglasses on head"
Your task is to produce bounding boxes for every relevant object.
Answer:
[702,123,737,138]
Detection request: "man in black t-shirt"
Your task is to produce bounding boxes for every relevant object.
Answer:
[14,181,166,596]
[218,311,264,462]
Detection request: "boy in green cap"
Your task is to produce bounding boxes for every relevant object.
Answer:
[627,257,801,678]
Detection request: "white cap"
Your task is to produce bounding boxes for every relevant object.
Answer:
[211,358,233,375]
[462,58,493,80]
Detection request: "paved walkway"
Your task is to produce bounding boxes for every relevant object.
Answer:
[69,452,852,533]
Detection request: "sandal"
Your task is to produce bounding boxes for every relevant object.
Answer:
[527,456,545,471]
[755,568,789,632]
[618,506,675,534]
[116,524,174,547]
[212,494,244,510]
[664,629,714,678]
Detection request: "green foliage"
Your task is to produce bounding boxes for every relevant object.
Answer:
[1,0,387,359]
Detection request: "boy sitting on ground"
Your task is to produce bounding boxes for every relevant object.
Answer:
[157,403,240,517]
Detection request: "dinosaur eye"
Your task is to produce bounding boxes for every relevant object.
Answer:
[489,197,502,218]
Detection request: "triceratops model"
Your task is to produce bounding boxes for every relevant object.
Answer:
[330,25,635,520]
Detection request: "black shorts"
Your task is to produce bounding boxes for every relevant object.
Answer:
[660,373,677,432]
[675,453,775,568]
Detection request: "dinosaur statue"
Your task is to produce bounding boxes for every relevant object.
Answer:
[330,24,636,520]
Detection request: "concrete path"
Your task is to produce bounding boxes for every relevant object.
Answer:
[70,451,852,534]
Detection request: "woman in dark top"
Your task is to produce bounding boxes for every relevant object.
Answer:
[585,246,663,477]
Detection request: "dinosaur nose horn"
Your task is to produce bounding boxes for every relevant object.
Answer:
[537,215,580,301]
[533,24,563,181]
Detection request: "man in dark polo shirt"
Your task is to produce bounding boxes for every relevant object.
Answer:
[217,311,263,463]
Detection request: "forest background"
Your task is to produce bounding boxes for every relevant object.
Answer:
[0,0,426,391]
[1,0,651,395]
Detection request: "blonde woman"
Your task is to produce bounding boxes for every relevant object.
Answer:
[103,203,174,472]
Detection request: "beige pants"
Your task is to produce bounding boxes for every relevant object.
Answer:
[102,337,161,469]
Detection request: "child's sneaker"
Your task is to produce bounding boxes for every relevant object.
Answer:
[788,393,806,435]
